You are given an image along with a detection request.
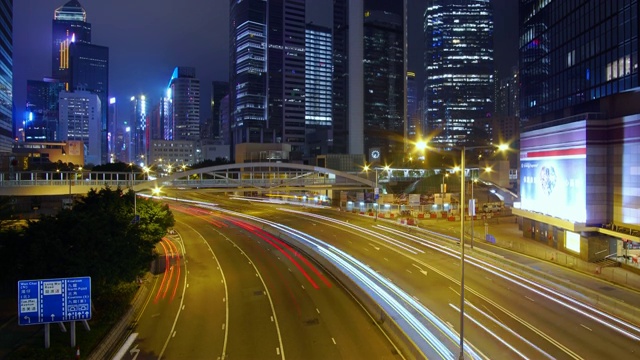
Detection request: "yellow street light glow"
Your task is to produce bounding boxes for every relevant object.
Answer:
[415,140,428,151]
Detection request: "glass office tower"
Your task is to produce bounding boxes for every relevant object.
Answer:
[229,0,306,155]
[168,67,200,141]
[363,2,406,163]
[0,0,11,153]
[305,24,333,157]
[69,43,108,163]
[423,0,494,147]
[25,79,65,142]
[52,0,91,85]
[520,0,640,121]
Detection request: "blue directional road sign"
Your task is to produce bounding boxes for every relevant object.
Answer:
[17,276,91,326]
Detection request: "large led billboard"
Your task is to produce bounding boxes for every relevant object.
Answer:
[520,147,586,223]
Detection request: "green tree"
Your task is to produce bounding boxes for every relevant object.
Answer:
[20,187,174,295]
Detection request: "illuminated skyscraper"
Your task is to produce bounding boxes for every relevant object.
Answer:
[58,90,101,164]
[0,0,11,153]
[168,67,200,141]
[130,95,148,164]
[305,24,333,157]
[52,0,91,85]
[25,79,65,142]
[229,0,306,155]
[423,0,494,147]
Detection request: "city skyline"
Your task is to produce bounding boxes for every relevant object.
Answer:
[13,0,517,139]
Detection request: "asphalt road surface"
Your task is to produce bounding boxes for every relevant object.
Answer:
[167,192,640,360]
[117,201,403,360]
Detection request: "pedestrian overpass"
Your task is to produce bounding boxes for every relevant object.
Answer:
[0,162,375,197]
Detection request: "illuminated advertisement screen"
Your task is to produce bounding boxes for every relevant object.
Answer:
[520,148,586,223]
[565,231,581,253]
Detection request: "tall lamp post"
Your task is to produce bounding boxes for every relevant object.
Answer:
[457,144,508,360]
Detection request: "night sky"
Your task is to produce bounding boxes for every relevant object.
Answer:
[13,0,517,126]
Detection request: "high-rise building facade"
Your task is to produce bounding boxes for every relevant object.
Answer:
[25,79,65,142]
[52,0,91,85]
[69,42,108,163]
[168,67,200,141]
[58,90,101,164]
[130,95,148,165]
[363,2,406,163]
[210,81,229,140]
[520,0,639,122]
[332,0,350,155]
[305,24,332,127]
[407,71,418,139]
[229,0,306,156]
[515,0,640,262]
[108,97,117,162]
[0,0,11,153]
[305,24,333,157]
[423,0,494,147]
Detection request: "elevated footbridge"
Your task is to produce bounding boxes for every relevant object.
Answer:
[0,162,374,196]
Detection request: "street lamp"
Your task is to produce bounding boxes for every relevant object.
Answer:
[363,164,390,221]
[457,144,507,359]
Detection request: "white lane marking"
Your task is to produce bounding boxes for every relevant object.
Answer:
[383,257,389,261]
[276,347,281,355]
[406,269,413,274]
[412,263,429,276]
[316,308,320,314]
[178,222,230,360]
[368,243,380,250]
[449,286,460,297]
[580,324,592,332]
[525,296,535,302]
[172,331,176,338]
[112,332,138,360]
[332,337,337,345]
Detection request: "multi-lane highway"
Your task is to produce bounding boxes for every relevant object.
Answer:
[159,192,640,359]
[115,201,403,360]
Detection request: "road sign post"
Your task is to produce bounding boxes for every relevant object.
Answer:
[18,276,92,348]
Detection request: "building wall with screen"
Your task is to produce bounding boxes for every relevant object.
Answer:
[520,121,588,223]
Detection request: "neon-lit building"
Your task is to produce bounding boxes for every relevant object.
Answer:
[515,0,640,262]
[423,0,494,147]
[0,0,11,153]
[130,95,148,165]
[52,0,91,85]
[25,79,65,142]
